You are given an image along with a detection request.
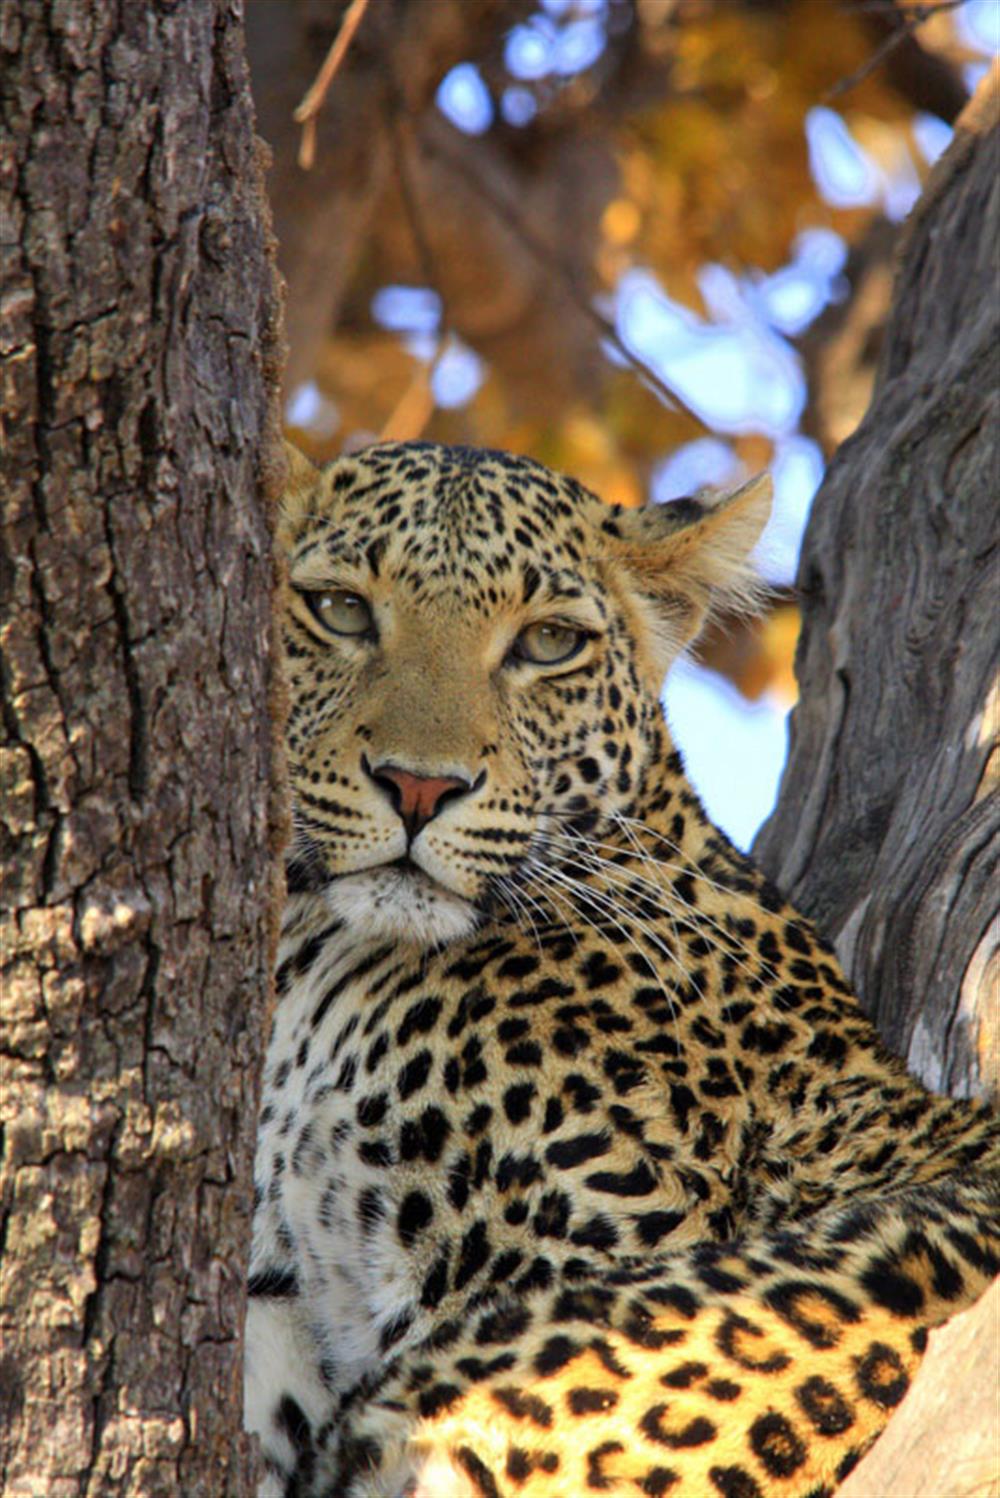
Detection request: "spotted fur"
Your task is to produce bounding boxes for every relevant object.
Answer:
[246,441,998,1498]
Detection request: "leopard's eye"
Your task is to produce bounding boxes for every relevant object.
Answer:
[512,621,587,665]
[301,589,373,637]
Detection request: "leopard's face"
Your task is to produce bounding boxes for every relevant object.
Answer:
[278,442,768,946]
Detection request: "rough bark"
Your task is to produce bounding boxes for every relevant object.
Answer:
[756,67,999,1104]
[756,67,999,1498]
[0,3,284,1495]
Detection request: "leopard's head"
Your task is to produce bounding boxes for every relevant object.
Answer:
[278,441,771,946]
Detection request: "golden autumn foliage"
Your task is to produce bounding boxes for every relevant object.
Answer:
[256,0,986,706]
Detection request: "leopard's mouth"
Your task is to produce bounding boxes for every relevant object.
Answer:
[286,820,482,944]
[321,861,481,946]
[371,852,451,889]
[286,832,433,892]
[369,858,444,891]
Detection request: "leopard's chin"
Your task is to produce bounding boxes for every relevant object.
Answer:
[323,864,480,948]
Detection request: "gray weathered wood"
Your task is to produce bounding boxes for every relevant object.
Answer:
[756,67,999,1498]
[756,70,999,1107]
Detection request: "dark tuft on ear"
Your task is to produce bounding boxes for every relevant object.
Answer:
[603,473,774,678]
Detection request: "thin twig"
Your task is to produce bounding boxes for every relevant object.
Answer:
[421,129,708,430]
[294,0,372,169]
[842,1,967,14]
[824,0,968,103]
[384,99,448,323]
[378,96,454,442]
[378,358,438,442]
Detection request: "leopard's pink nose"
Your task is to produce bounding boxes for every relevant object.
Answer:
[367,762,471,839]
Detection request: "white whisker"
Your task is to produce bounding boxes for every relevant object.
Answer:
[524,857,685,1048]
[533,816,784,992]
[494,875,545,961]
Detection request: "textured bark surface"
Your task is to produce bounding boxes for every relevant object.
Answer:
[756,69,999,1498]
[0,2,284,1494]
[756,69,999,1105]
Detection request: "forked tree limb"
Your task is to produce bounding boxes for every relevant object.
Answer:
[756,65,1000,1498]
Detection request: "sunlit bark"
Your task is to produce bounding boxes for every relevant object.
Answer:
[0,2,284,1492]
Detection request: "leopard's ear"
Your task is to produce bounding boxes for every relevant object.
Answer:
[282,439,318,496]
[278,440,321,541]
[602,473,773,678]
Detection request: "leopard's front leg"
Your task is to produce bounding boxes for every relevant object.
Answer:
[310,1174,998,1498]
[313,1373,482,1498]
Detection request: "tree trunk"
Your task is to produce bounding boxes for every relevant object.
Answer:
[756,67,999,1498]
[0,3,284,1495]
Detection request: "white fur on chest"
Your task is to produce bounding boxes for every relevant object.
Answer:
[252,921,431,1392]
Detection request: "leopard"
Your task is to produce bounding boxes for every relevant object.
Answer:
[245,438,999,1498]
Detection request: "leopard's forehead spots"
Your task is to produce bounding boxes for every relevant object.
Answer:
[299,443,604,603]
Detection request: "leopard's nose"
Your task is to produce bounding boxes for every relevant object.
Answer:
[364,759,472,840]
